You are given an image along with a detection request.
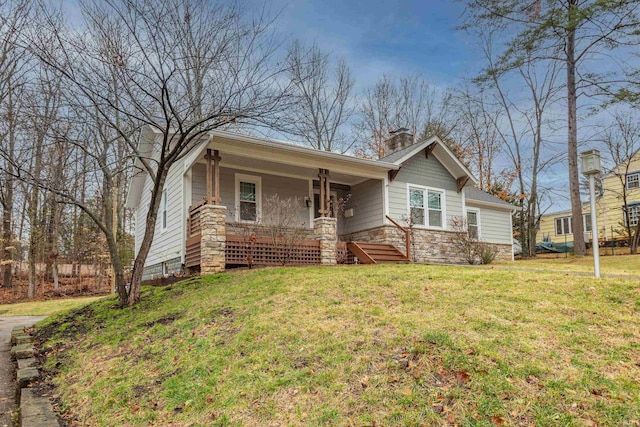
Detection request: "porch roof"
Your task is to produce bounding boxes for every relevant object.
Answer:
[184,130,399,185]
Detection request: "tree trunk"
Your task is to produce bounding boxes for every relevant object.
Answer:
[2,84,16,288]
[128,171,167,306]
[567,0,585,256]
[27,141,44,299]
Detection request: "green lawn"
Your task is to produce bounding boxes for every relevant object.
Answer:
[0,296,105,316]
[499,253,640,276]
[38,265,640,426]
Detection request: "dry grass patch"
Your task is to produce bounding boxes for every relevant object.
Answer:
[0,296,104,316]
[501,253,640,275]
[36,266,640,426]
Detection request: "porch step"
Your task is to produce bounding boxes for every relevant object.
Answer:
[346,242,410,264]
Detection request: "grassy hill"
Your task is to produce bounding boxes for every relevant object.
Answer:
[37,265,640,426]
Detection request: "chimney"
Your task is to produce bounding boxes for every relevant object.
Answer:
[384,128,415,157]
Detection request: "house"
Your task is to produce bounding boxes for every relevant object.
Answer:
[126,127,515,279]
[538,151,640,246]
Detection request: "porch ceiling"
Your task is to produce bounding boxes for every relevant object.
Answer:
[194,152,369,186]
[185,131,396,185]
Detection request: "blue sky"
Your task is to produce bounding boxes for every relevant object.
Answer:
[267,0,481,89]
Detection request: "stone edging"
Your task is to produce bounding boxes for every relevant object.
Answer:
[9,326,59,426]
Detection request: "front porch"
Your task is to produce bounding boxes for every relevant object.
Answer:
[181,139,410,273]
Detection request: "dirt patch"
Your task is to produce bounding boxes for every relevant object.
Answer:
[144,313,183,327]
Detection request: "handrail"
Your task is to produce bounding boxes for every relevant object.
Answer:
[385,215,411,261]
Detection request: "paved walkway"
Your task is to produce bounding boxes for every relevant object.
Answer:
[0,316,46,427]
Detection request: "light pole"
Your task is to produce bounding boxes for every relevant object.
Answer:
[580,149,601,278]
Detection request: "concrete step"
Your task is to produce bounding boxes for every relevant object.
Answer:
[17,367,39,387]
[17,357,37,370]
[13,335,33,345]
[20,388,59,426]
[10,344,34,360]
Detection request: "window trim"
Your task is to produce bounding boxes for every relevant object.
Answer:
[235,173,262,223]
[624,204,640,227]
[554,213,590,236]
[406,184,447,230]
[160,188,167,232]
[466,208,481,240]
[162,261,169,277]
[626,172,640,190]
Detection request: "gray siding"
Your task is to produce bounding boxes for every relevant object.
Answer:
[342,179,384,234]
[466,204,513,244]
[191,164,311,227]
[137,158,185,268]
[388,150,463,229]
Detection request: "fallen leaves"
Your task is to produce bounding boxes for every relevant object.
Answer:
[490,415,507,426]
[455,370,471,384]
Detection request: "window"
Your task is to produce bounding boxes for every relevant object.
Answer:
[626,172,639,190]
[467,209,479,240]
[409,188,425,226]
[408,186,445,228]
[161,189,167,231]
[554,214,591,235]
[235,174,261,222]
[162,262,169,277]
[624,204,640,227]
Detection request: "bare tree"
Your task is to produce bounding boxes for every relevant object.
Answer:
[452,84,505,194]
[600,113,640,253]
[23,0,291,306]
[286,41,355,152]
[472,31,563,257]
[0,0,32,288]
[354,74,447,159]
[462,0,640,256]
[262,195,307,266]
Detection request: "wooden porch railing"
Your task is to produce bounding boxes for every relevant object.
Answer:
[185,200,207,269]
[386,215,411,261]
[226,234,321,266]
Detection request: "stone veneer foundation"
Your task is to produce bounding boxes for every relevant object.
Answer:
[200,205,227,274]
[314,217,338,265]
[342,225,512,264]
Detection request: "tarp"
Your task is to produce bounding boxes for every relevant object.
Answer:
[536,241,573,253]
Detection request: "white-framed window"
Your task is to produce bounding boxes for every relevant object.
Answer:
[624,204,640,227]
[466,209,480,240]
[161,189,167,231]
[626,172,640,190]
[235,173,262,222]
[408,185,445,229]
[162,261,169,277]
[554,213,591,235]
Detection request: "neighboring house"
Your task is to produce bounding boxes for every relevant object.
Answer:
[538,151,640,245]
[126,127,515,279]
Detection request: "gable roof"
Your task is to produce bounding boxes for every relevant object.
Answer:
[379,136,478,186]
[465,187,515,211]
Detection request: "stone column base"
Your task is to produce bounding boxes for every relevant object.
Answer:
[314,217,337,265]
[200,205,227,274]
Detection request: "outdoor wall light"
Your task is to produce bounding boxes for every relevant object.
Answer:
[305,197,312,208]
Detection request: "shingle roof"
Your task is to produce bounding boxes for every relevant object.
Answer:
[378,143,422,164]
[465,187,514,209]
